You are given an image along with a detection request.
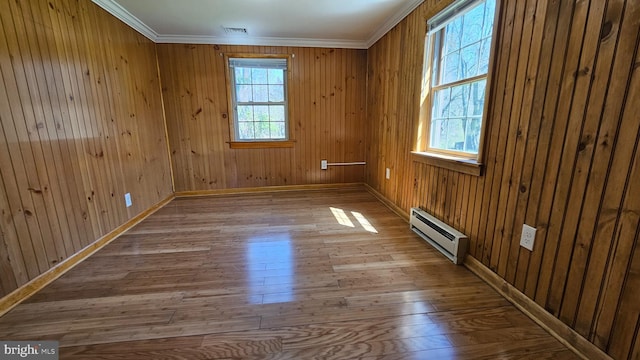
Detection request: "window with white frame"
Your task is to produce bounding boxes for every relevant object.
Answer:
[228,57,288,141]
[421,0,496,158]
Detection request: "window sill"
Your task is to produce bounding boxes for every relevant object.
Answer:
[229,140,295,149]
[411,151,483,176]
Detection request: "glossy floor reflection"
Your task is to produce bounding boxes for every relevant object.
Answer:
[0,187,578,359]
[247,234,294,304]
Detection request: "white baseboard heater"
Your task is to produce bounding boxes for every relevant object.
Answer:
[410,207,468,264]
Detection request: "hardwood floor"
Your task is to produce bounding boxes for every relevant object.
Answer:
[0,187,578,359]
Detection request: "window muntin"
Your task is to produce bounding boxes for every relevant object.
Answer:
[424,0,496,158]
[229,57,288,141]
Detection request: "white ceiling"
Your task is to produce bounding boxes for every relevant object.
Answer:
[92,0,425,49]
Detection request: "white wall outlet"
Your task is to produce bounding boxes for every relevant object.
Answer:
[321,160,328,170]
[124,193,132,208]
[520,224,536,251]
[385,168,391,179]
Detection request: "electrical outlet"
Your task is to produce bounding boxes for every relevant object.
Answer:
[321,160,328,170]
[124,193,132,208]
[520,224,536,251]
[385,168,390,179]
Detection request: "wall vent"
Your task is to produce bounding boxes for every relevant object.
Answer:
[222,26,248,35]
[410,207,468,264]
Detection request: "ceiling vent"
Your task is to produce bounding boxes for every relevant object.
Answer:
[222,26,248,35]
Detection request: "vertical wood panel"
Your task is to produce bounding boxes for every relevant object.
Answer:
[475,0,515,265]
[558,0,628,327]
[367,0,640,358]
[502,0,547,285]
[10,0,70,265]
[158,45,367,191]
[544,0,607,320]
[532,0,592,311]
[0,0,172,298]
[520,0,570,297]
[490,0,536,279]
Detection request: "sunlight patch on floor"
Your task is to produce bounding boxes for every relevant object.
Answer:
[330,207,378,233]
[351,211,378,233]
[330,207,354,227]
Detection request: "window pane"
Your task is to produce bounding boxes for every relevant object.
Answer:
[268,69,284,84]
[238,122,254,140]
[236,85,252,102]
[432,88,450,119]
[447,118,466,150]
[429,80,487,155]
[479,38,492,74]
[443,17,461,55]
[432,90,441,120]
[237,105,254,121]
[255,122,270,139]
[449,84,468,117]
[442,51,460,84]
[270,122,286,139]
[430,119,446,149]
[235,67,252,84]
[484,0,496,38]
[253,85,268,102]
[269,85,284,102]
[470,79,487,116]
[251,68,268,84]
[254,105,269,122]
[270,105,285,121]
[465,117,482,153]
[460,43,480,78]
[430,35,441,87]
[461,3,484,47]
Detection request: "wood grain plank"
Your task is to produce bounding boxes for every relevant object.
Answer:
[521,0,572,297]
[488,0,528,275]
[503,0,548,286]
[545,0,608,318]
[478,0,518,267]
[592,34,640,352]
[558,0,627,328]
[0,0,172,298]
[0,1,55,274]
[576,0,640,342]
[0,189,574,360]
[532,0,591,308]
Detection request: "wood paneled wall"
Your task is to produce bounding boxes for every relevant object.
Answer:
[157,45,367,191]
[0,0,173,297]
[367,0,640,359]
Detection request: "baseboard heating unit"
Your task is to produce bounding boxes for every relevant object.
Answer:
[410,207,468,264]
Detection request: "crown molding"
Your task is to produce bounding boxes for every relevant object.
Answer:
[155,34,367,49]
[92,0,422,49]
[365,0,425,48]
[91,0,158,41]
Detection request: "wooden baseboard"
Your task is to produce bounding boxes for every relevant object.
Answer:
[363,183,410,221]
[0,194,175,318]
[464,256,611,360]
[175,183,365,197]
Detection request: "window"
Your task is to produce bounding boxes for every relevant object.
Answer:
[419,0,496,160]
[226,55,292,147]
